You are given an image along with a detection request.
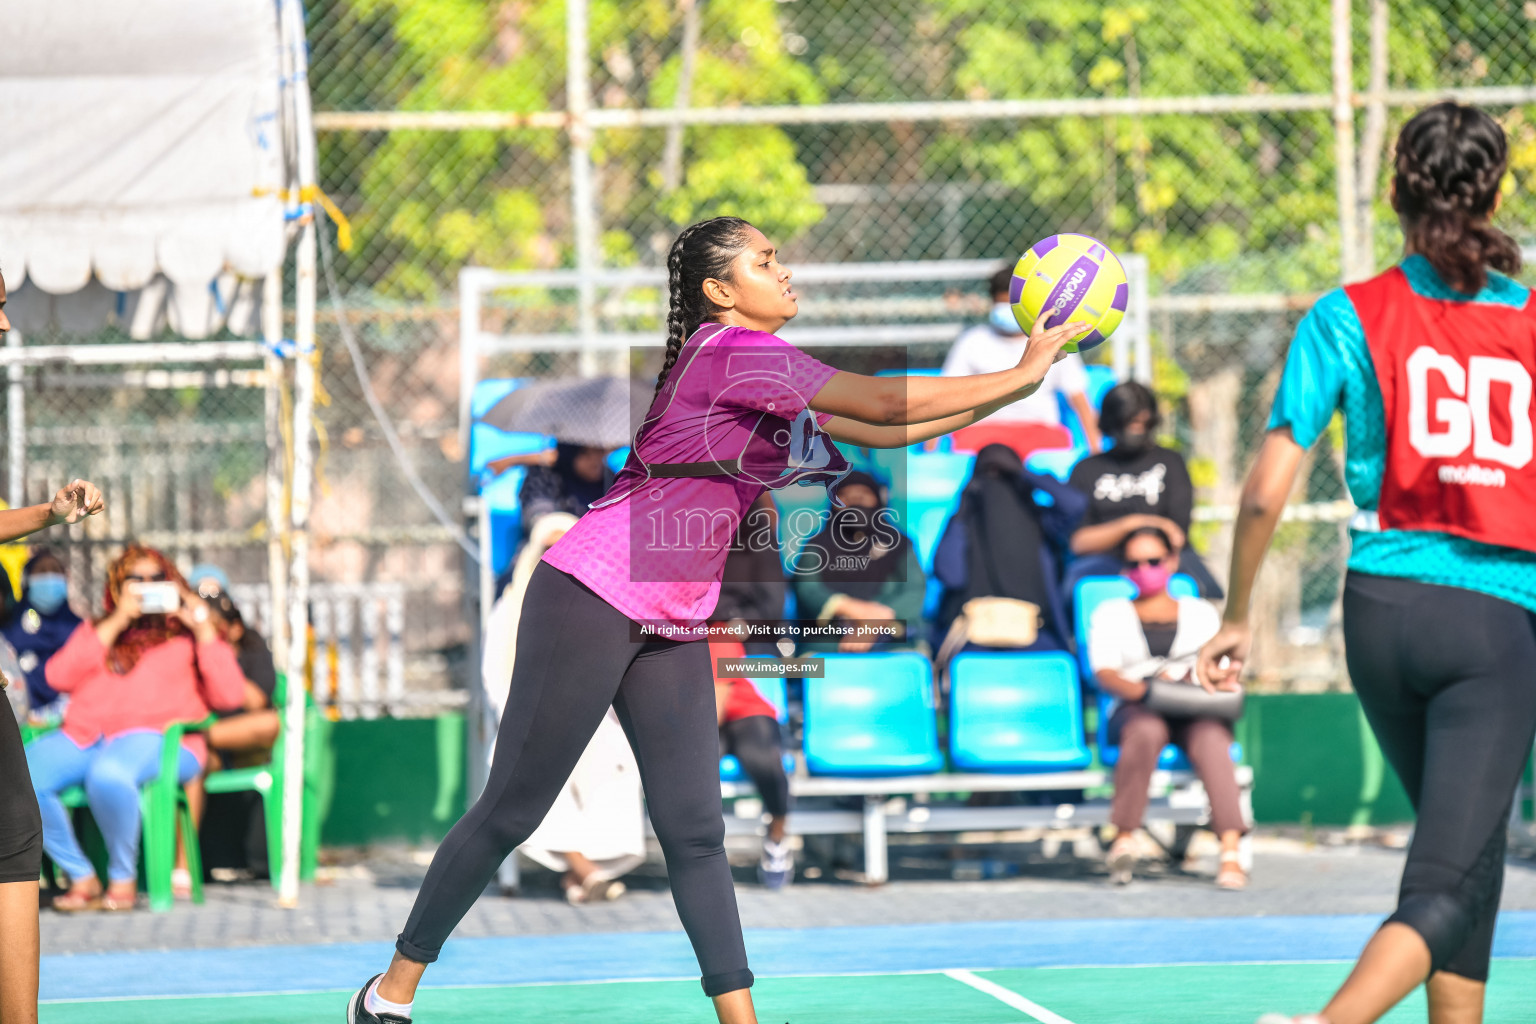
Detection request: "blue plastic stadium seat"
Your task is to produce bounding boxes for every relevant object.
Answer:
[803,652,943,776]
[469,378,555,478]
[898,452,974,572]
[1059,364,1119,449]
[1073,573,1238,769]
[771,486,831,572]
[480,469,528,576]
[1025,446,1088,483]
[949,652,1091,772]
[606,446,631,474]
[718,672,795,782]
[875,367,943,377]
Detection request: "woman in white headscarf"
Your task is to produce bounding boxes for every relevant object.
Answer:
[482,512,645,903]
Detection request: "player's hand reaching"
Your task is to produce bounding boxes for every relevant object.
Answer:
[1016,316,1090,393]
[1196,620,1250,694]
[48,479,105,526]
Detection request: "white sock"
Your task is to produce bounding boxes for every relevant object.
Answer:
[364,978,413,1019]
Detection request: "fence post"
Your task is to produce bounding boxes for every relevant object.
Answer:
[1331,0,1361,284]
[279,0,317,910]
[262,272,289,674]
[567,0,602,377]
[1356,0,1390,278]
[7,328,23,509]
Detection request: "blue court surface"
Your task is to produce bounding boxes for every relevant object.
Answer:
[39,912,1536,1022]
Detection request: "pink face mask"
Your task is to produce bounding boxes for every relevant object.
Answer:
[1126,561,1174,596]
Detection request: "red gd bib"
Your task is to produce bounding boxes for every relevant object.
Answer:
[1347,266,1536,552]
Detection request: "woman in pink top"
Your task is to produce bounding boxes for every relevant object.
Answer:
[351,217,1089,1024]
[26,545,244,912]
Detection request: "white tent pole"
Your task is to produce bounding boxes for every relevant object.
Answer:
[278,0,317,910]
[262,272,289,675]
[6,328,23,509]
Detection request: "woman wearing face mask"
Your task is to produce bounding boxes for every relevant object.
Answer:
[940,267,1104,459]
[1087,526,1245,889]
[2,550,82,721]
[791,472,926,654]
[1064,382,1223,599]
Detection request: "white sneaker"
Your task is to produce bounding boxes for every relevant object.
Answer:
[759,838,794,890]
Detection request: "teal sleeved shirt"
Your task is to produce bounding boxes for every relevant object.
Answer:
[1267,255,1536,613]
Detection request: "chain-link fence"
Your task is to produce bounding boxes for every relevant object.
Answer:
[17,2,1528,702]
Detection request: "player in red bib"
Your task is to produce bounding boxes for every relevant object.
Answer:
[1201,103,1536,1024]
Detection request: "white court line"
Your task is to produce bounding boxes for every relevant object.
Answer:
[944,969,1077,1024]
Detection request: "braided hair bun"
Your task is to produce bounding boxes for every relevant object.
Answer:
[1393,102,1521,294]
[657,217,754,393]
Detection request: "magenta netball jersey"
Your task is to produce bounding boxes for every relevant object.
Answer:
[541,324,843,630]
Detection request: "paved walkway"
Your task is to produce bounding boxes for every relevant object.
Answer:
[39,828,1536,955]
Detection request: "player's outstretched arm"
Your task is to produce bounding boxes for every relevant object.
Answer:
[0,478,105,544]
[810,316,1089,428]
[1195,429,1306,692]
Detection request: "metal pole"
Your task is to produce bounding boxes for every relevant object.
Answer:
[1331,0,1361,284]
[6,329,23,509]
[660,0,701,193]
[262,272,289,674]
[278,0,316,910]
[458,268,483,454]
[1356,0,1390,279]
[1126,255,1151,384]
[566,0,602,377]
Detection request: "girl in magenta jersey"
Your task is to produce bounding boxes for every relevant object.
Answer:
[347,216,1088,1024]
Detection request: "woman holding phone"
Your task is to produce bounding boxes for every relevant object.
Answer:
[25,545,245,914]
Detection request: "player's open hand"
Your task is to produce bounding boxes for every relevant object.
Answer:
[1196,620,1250,693]
[49,479,104,526]
[1017,316,1090,390]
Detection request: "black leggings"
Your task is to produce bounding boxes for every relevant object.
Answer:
[0,708,43,883]
[720,715,789,819]
[398,563,752,997]
[1343,572,1536,982]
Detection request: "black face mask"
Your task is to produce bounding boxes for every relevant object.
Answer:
[831,506,875,538]
[1110,430,1152,458]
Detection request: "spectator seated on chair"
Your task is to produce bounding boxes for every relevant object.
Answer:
[25,545,244,912]
[2,547,81,723]
[1086,526,1247,890]
[932,444,1086,658]
[513,442,615,539]
[790,472,925,653]
[1065,382,1223,600]
[941,265,1104,460]
[175,571,282,896]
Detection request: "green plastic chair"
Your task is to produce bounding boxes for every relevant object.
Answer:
[203,672,332,890]
[55,716,213,912]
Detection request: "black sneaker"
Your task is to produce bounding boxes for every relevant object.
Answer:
[346,974,412,1024]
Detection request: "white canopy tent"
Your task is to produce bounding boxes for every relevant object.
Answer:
[0,0,320,906]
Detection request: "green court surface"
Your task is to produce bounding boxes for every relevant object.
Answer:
[40,960,1536,1024]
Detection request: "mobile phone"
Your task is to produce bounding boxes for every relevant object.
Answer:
[134,581,181,615]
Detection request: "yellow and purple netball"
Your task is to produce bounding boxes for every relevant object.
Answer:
[1009,233,1128,352]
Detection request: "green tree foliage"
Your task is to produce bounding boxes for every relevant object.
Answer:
[310,1,1536,298]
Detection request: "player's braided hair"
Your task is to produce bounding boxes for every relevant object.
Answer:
[1393,102,1521,294]
[658,216,754,394]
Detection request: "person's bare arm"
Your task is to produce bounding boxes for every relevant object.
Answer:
[1066,391,1103,452]
[1070,513,1186,555]
[1095,667,1147,702]
[821,388,1028,449]
[1195,428,1308,690]
[811,318,1089,426]
[0,479,104,545]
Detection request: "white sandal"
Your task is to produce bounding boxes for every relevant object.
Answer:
[1216,851,1248,890]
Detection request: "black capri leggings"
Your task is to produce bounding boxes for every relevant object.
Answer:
[1343,572,1536,982]
[0,706,44,884]
[720,715,789,820]
[398,562,752,997]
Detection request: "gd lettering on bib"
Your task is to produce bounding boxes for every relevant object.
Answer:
[1347,266,1536,552]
